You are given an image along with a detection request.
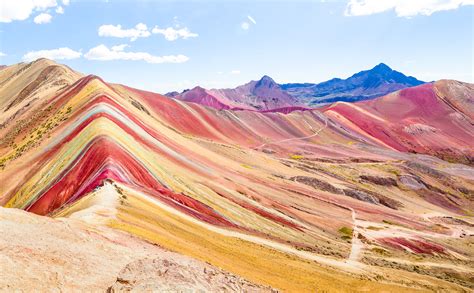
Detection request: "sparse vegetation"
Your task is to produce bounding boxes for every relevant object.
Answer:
[289,154,304,160]
[338,226,353,240]
[371,247,390,256]
[0,103,73,168]
[130,99,150,115]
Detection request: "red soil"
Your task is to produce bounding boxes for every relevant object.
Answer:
[378,237,445,255]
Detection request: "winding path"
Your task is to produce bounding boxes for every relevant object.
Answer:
[347,208,363,264]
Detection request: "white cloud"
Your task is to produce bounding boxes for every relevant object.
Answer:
[34,13,52,24]
[247,15,257,24]
[151,26,198,41]
[55,6,64,14]
[241,22,250,30]
[0,52,6,57]
[1,0,58,23]
[23,47,82,61]
[84,44,189,64]
[111,44,129,51]
[241,15,256,30]
[98,23,151,41]
[230,70,241,74]
[62,0,70,5]
[98,22,198,42]
[135,22,147,31]
[345,0,474,17]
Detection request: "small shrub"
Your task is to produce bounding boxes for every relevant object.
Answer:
[338,226,353,240]
[290,154,304,160]
[372,247,390,256]
[382,219,395,225]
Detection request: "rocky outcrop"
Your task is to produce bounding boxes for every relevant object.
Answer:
[360,175,397,186]
[290,176,343,194]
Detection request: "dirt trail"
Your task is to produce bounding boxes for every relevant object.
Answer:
[291,178,365,268]
[347,208,363,264]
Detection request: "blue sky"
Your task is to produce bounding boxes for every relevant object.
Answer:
[1,0,473,93]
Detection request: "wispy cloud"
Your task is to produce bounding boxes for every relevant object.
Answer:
[0,52,6,57]
[34,13,52,24]
[230,70,241,74]
[247,15,257,25]
[23,47,82,61]
[152,26,198,41]
[98,23,151,41]
[345,0,474,17]
[84,44,189,64]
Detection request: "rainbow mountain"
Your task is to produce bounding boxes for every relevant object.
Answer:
[0,58,473,292]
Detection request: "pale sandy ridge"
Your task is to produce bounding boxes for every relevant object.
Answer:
[0,206,271,292]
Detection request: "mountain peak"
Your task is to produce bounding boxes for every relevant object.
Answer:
[255,75,278,89]
[192,86,206,91]
[371,63,392,73]
[259,75,275,82]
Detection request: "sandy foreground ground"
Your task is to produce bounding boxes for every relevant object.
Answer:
[0,207,272,292]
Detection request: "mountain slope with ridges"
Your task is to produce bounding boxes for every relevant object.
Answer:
[323,80,474,164]
[1,59,473,292]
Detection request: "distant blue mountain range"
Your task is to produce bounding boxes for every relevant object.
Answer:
[281,63,425,105]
